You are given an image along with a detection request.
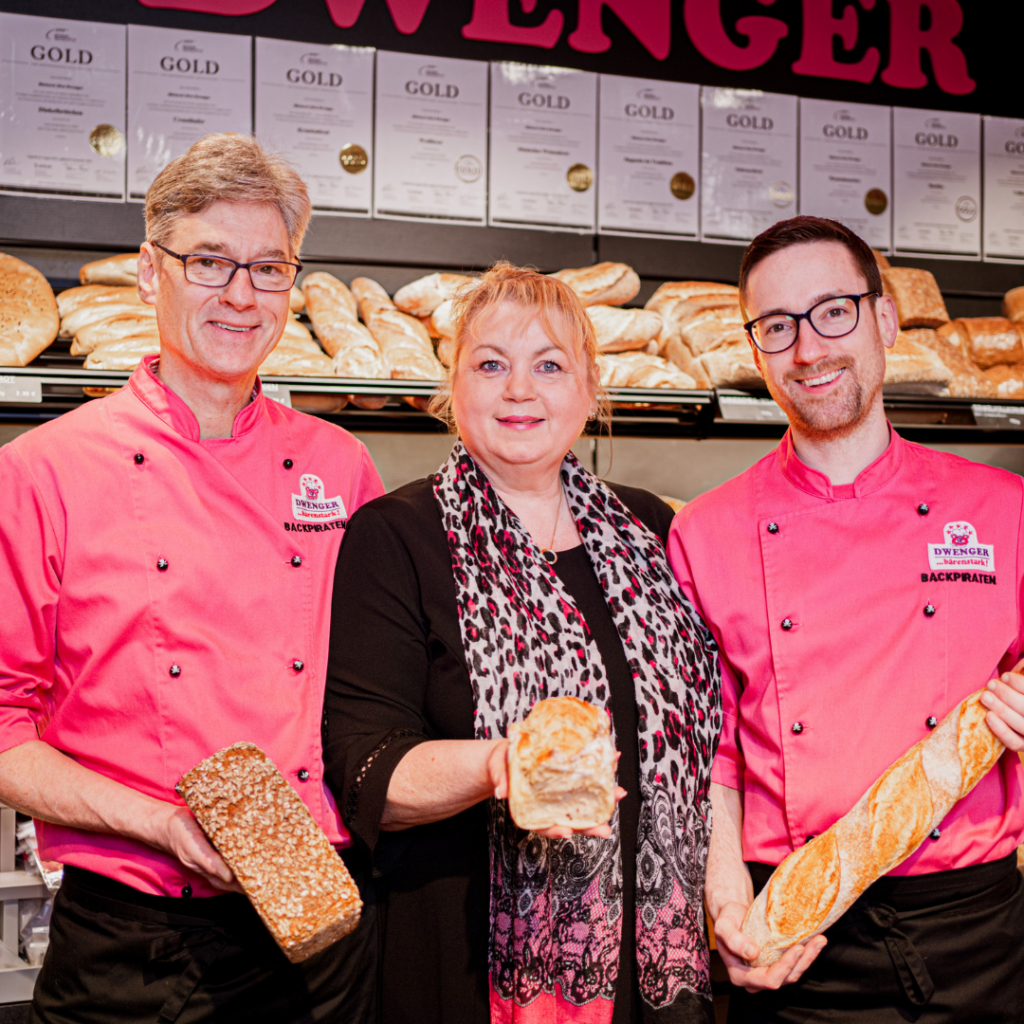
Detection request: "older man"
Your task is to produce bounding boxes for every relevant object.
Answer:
[0,134,383,1022]
[668,216,1024,1022]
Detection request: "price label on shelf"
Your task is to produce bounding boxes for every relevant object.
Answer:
[717,394,788,423]
[261,383,292,408]
[0,375,42,403]
[972,404,1024,429]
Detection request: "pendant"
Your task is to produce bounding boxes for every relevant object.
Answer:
[541,549,558,566]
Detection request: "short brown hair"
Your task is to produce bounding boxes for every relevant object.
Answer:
[145,134,311,257]
[429,261,609,431]
[738,216,882,313]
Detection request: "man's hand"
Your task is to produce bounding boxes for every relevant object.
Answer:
[982,666,1024,752]
[714,900,826,993]
[149,804,242,893]
[488,740,625,840]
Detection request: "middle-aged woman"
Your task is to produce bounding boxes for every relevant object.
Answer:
[324,263,722,1024]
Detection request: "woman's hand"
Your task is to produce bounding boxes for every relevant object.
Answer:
[489,740,625,840]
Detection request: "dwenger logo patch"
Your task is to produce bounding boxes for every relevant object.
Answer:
[927,521,994,572]
[291,473,347,523]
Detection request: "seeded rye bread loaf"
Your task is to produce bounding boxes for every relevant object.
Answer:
[742,689,1006,967]
[178,743,362,963]
[507,697,616,831]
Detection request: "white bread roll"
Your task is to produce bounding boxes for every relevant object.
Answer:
[551,263,640,307]
[78,253,139,287]
[881,267,949,328]
[0,252,60,366]
[72,308,158,355]
[393,273,476,317]
[507,696,616,831]
[586,305,662,353]
[742,689,1006,967]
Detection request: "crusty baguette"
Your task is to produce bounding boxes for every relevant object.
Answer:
[178,742,362,963]
[350,276,396,322]
[0,252,60,366]
[83,333,160,370]
[507,697,616,831]
[551,263,640,307]
[742,689,1006,967]
[881,267,949,329]
[302,272,358,323]
[644,281,738,319]
[302,272,390,379]
[72,308,158,354]
[78,253,138,287]
[289,286,305,314]
[56,284,143,321]
[586,305,662,353]
[365,308,442,380]
[393,273,476,318]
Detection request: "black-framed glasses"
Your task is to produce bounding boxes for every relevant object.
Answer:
[152,242,302,292]
[744,292,878,354]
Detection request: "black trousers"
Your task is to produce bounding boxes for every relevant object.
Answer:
[728,853,1024,1023]
[30,852,377,1024]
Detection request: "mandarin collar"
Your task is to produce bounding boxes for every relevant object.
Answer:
[777,425,903,500]
[128,355,267,442]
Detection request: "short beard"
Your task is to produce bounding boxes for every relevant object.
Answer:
[769,355,881,441]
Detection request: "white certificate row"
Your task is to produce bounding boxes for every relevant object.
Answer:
[1,13,1021,260]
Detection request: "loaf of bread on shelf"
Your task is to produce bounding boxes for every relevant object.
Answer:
[302,272,358,323]
[742,689,1005,967]
[955,317,1024,369]
[79,253,139,287]
[350,276,396,321]
[280,317,318,349]
[393,273,477,317]
[881,267,949,328]
[426,299,456,341]
[691,340,761,389]
[507,697,616,832]
[302,272,390,380]
[587,305,662,353]
[71,308,158,355]
[84,333,161,370]
[57,284,143,321]
[883,332,953,392]
[982,363,1024,399]
[596,351,696,390]
[289,286,305,314]
[644,281,739,318]
[871,249,891,270]
[1002,286,1024,324]
[178,742,362,963]
[259,348,334,377]
[365,308,442,380]
[0,252,60,366]
[676,307,746,357]
[904,328,985,398]
[551,263,640,307]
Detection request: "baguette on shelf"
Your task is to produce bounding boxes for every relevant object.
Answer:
[79,253,138,287]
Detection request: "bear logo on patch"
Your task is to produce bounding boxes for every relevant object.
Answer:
[291,473,346,523]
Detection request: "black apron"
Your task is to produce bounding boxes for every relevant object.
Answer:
[728,853,1024,1024]
[30,853,377,1024]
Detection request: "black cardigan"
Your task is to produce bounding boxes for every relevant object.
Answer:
[324,476,675,1024]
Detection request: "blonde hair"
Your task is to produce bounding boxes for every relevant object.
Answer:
[144,134,311,257]
[429,261,610,432]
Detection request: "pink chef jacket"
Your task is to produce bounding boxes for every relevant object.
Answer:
[668,428,1024,874]
[0,356,384,897]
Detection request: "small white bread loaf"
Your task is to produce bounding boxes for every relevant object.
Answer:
[742,689,1005,967]
[507,696,616,831]
[883,332,953,391]
[0,252,60,366]
[691,340,761,389]
[955,317,1024,369]
[881,267,949,328]
[551,263,640,307]
[393,273,477,317]
[72,308,158,355]
[178,742,362,963]
[350,276,396,322]
[57,284,143,321]
[79,253,139,287]
[644,281,738,319]
[84,333,160,370]
[1002,286,1024,325]
[587,305,662,353]
[676,307,746,357]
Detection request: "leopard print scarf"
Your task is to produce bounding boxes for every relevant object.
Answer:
[433,444,721,1023]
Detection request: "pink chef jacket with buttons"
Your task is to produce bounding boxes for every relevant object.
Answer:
[668,428,1024,874]
[0,356,384,897]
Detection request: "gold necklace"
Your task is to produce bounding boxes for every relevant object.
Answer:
[539,484,564,566]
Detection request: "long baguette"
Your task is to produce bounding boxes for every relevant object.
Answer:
[741,688,1005,966]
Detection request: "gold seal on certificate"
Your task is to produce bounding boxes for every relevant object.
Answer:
[769,181,795,208]
[456,155,482,183]
[567,163,593,192]
[864,188,888,215]
[339,143,368,174]
[89,125,124,158]
[670,172,695,200]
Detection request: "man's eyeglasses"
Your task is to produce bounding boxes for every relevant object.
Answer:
[744,292,878,354]
[152,242,302,292]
